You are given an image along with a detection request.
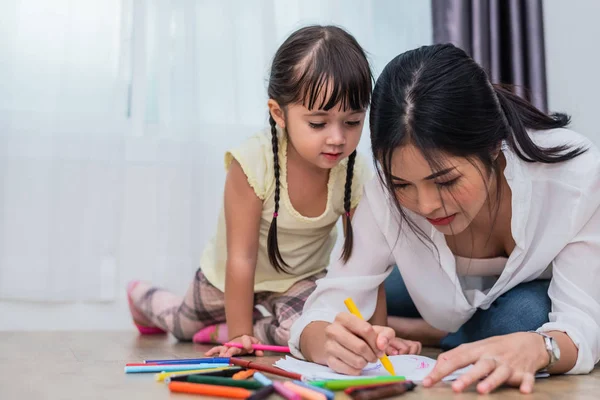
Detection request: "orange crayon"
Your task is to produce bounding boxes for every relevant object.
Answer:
[232,369,256,380]
[168,381,252,398]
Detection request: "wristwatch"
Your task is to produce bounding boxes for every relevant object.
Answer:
[530,331,560,371]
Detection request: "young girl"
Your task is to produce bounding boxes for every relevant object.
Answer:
[291,44,600,394]
[126,25,377,357]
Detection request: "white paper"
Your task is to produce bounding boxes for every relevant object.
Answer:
[274,355,550,383]
[274,355,471,382]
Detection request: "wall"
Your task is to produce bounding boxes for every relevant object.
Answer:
[544,0,600,144]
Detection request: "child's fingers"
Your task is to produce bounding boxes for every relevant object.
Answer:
[241,336,255,354]
[389,338,409,354]
[224,346,243,357]
[204,347,220,356]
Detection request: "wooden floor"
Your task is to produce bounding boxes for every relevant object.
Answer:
[0,332,598,399]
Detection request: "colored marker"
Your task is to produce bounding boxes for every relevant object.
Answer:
[292,380,335,400]
[344,381,405,394]
[232,369,256,380]
[145,357,230,364]
[247,385,275,400]
[321,376,407,391]
[230,358,302,380]
[168,381,251,398]
[253,372,273,386]
[186,375,264,389]
[125,363,229,373]
[161,367,242,382]
[349,381,416,400]
[344,297,396,376]
[273,381,302,400]
[284,381,326,400]
[223,342,290,353]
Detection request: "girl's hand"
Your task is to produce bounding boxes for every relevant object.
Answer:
[380,330,422,356]
[323,312,400,375]
[423,332,549,394]
[204,335,265,357]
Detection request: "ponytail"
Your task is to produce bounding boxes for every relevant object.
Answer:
[493,85,587,163]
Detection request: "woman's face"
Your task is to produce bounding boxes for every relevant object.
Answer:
[389,144,494,235]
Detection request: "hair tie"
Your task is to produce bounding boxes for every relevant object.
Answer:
[273,212,278,218]
[345,212,350,217]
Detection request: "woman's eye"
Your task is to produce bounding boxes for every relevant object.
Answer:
[393,183,409,190]
[436,178,459,188]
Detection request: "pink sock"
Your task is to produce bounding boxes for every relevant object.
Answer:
[193,323,229,344]
[127,280,165,334]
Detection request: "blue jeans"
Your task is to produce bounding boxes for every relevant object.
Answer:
[384,266,551,350]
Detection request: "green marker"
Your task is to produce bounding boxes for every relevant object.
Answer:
[187,375,265,390]
[309,376,406,391]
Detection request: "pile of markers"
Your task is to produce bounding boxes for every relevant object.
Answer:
[124,356,416,399]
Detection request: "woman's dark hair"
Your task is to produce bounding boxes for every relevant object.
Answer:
[267,25,372,272]
[370,43,586,250]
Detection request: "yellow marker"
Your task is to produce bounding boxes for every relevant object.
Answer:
[344,297,396,376]
[154,367,230,382]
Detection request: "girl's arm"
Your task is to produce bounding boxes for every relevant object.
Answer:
[223,159,263,341]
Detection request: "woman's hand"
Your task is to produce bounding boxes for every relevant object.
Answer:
[204,335,265,357]
[423,332,549,394]
[323,312,421,375]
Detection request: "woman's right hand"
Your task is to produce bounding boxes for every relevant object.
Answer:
[323,312,421,375]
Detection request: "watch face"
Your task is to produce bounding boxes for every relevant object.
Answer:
[552,342,561,360]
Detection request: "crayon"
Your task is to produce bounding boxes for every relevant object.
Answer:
[168,381,251,398]
[247,385,275,400]
[223,342,290,353]
[230,358,302,380]
[283,381,326,400]
[349,382,416,400]
[273,381,302,400]
[292,380,335,400]
[186,375,264,389]
[344,297,396,376]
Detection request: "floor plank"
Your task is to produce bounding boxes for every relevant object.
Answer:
[0,332,597,399]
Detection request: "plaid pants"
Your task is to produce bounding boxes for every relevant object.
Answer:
[133,268,324,345]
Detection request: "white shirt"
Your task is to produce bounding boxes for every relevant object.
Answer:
[289,128,600,374]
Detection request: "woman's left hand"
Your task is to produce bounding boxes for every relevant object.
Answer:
[423,332,549,394]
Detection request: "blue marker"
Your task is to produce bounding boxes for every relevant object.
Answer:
[125,363,230,373]
[253,372,273,386]
[145,357,230,364]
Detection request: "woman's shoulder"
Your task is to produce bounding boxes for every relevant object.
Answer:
[524,128,600,190]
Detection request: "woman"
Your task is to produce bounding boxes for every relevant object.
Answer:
[289,43,600,394]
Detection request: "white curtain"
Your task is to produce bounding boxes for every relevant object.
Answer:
[0,0,431,323]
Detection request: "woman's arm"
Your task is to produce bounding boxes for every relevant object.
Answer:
[537,195,600,374]
[290,182,396,363]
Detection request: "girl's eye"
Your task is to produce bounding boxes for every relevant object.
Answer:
[346,120,361,126]
[436,178,459,188]
[309,122,326,129]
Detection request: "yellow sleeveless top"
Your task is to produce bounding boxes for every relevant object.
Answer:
[200,128,372,293]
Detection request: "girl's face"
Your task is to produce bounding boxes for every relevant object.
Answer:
[389,144,495,235]
[269,100,365,170]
